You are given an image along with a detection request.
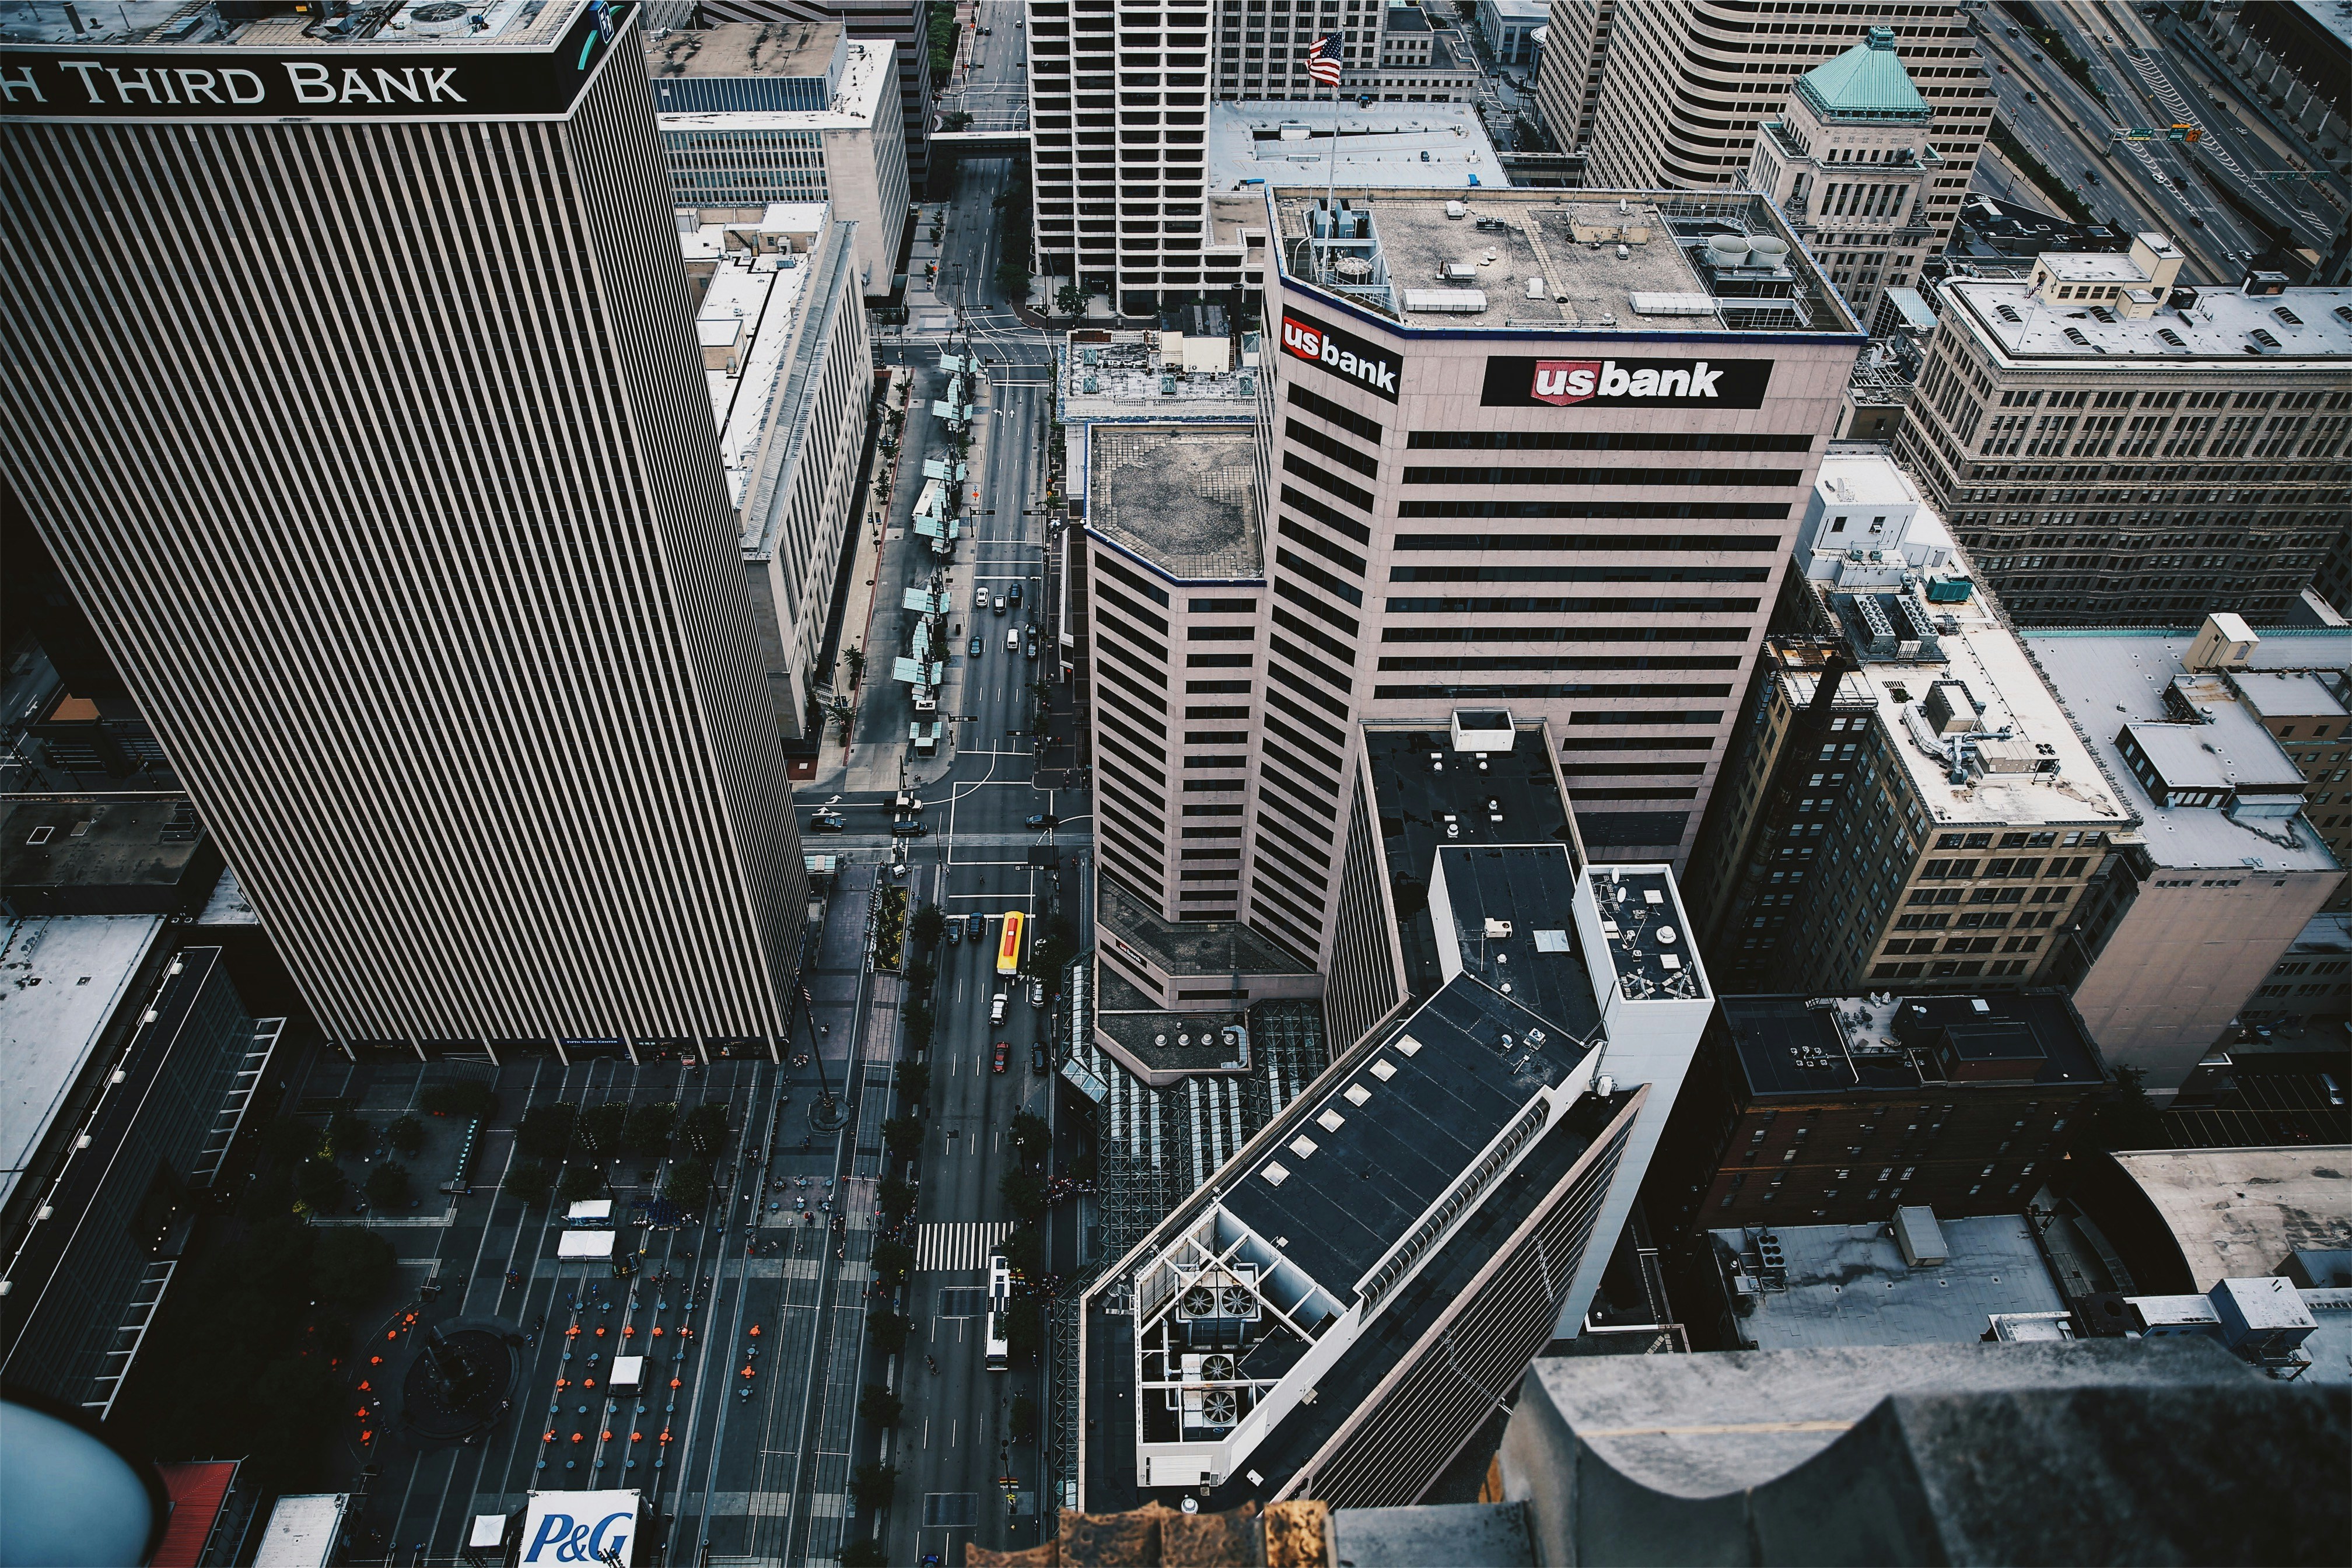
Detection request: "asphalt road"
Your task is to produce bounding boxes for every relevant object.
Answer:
[1969,3,2339,281]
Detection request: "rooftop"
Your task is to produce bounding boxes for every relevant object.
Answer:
[1086,423,1264,582]
[0,797,212,910]
[1713,1212,2067,1352]
[644,19,841,81]
[2231,667,2352,720]
[1428,845,1604,1048]
[1058,331,1258,422]
[1946,279,2352,363]
[0,915,167,1214]
[651,36,893,130]
[1210,102,1502,193]
[0,0,587,49]
[1718,991,2105,1099]
[1804,580,2132,832]
[1095,877,1315,981]
[2107,1147,2352,1290]
[1272,188,1860,335]
[1794,27,1933,124]
[2021,630,2341,872]
[691,215,825,513]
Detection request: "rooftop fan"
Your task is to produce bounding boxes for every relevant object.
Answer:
[1202,1353,1237,1381]
[1201,1390,1238,1427]
[1180,1285,1218,1317]
[1219,1284,1254,1317]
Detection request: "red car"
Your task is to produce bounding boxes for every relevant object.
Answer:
[992,1041,1010,1073]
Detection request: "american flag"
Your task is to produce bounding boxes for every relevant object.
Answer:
[1304,33,1343,86]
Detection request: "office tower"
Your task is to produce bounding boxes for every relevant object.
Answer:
[680,205,876,740]
[1533,0,1611,154]
[1,0,808,1065]
[1582,2,1987,245]
[2025,615,2344,1097]
[1026,0,1479,314]
[1076,717,1712,1510]
[1647,989,2105,1234]
[1894,247,2352,625]
[1210,187,1857,971]
[696,0,932,193]
[649,23,909,296]
[1744,28,1945,324]
[1473,0,1543,70]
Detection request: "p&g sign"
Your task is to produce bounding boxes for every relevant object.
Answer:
[521,1491,638,1565]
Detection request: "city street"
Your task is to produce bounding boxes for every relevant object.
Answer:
[1970,4,2342,281]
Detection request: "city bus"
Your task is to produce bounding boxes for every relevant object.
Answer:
[996,909,1026,977]
[983,1311,1010,1372]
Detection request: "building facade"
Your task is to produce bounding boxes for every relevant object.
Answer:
[1026,0,1480,314]
[1533,0,1611,154]
[1744,29,1943,326]
[1648,991,2105,1236]
[1475,0,1545,69]
[650,24,909,296]
[1580,1,1986,244]
[1895,250,2352,625]
[696,0,933,192]
[1,0,809,1063]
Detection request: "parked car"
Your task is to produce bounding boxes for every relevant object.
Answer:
[992,1041,1010,1073]
[993,593,1007,615]
[970,634,985,657]
[890,819,929,837]
[1009,583,1023,605]
[969,913,987,940]
[1026,813,1056,829]
[1026,631,1039,660]
[1030,978,1046,1009]
[1031,1044,1050,1074]
[947,918,961,945]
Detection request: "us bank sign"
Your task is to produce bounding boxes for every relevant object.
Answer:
[0,0,631,119]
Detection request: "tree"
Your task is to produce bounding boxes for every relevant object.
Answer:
[839,1540,888,1568]
[363,1161,411,1209]
[558,1164,608,1205]
[870,1239,916,1282]
[624,1101,677,1154]
[883,1116,925,1161]
[1056,282,1089,319]
[843,644,866,685]
[999,1170,1048,1223]
[326,1110,371,1160]
[578,1100,629,1156]
[681,1102,729,1156]
[904,1003,936,1051]
[850,1462,898,1513]
[1001,1224,1044,1282]
[895,1061,930,1108]
[261,1118,323,1169]
[516,1101,576,1161]
[878,1178,918,1222]
[2082,1064,2167,1152]
[995,260,1031,301]
[1010,1111,1051,1166]
[859,1383,904,1429]
[1009,1394,1037,1443]
[1006,1298,1044,1362]
[829,697,855,740]
[905,958,936,997]
[384,1115,425,1158]
[295,1158,345,1214]
[503,1161,555,1206]
[869,1312,912,1354]
[664,1158,713,1209]
[419,1080,495,1120]
[909,901,946,950]
[310,1228,396,1318]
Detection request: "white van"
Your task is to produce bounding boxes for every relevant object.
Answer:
[1006,628,1020,652]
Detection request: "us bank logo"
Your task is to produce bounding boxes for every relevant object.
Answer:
[1481,354,1772,411]
[1532,359,1726,405]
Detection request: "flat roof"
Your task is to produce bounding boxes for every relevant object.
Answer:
[652,37,892,129]
[2022,632,2342,872]
[1718,991,2104,1098]
[1947,280,2352,364]
[0,0,585,48]
[644,19,839,79]
[1210,102,1501,192]
[253,1493,349,1568]
[1059,332,1256,419]
[1519,1338,2258,1503]
[197,865,263,926]
[696,228,823,513]
[1273,187,1860,335]
[2230,667,2351,720]
[1811,583,2131,832]
[1432,845,1603,1042]
[2109,1147,2352,1289]
[1096,874,1313,981]
[1086,423,1264,581]
[0,915,167,1214]
[1714,1213,2066,1351]
[0,797,208,898]
[2123,674,2308,793]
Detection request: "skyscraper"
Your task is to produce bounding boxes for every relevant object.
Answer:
[1,0,809,1065]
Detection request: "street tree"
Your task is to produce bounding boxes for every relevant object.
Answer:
[909,901,946,949]
[849,1462,898,1513]
[363,1161,411,1210]
[883,1116,924,1160]
[999,1170,1047,1223]
[859,1384,904,1429]
[870,1239,916,1282]
[503,1162,555,1206]
[558,1164,607,1205]
[663,1158,713,1209]
[384,1115,425,1158]
[1010,1111,1051,1166]
[1055,282,1088,319]
[578,1100,628,1156]
[878,1178,918,1222]
[516,1102,576,1161]
[326,1110,370,1159]
[681,1102,729,1155]
[869,1312,912,1354]
[296,1158,345,1214]
[840,1540,888,1567]
[624,1101,677,1154]
[843,645,866,684]
[895,1061,930,1107]
[1001,1224,1044,1281]
[995,260,1031,300]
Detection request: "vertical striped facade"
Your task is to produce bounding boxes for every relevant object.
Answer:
[0,22,808,1062]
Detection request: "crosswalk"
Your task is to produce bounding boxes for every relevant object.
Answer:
[916,1220,1012,1272]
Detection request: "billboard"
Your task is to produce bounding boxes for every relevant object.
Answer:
[0,0,633,121]
[1480,355,1773,410]
[520,1490,639,1566]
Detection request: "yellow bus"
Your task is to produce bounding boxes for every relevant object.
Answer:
[996,910,1026,976]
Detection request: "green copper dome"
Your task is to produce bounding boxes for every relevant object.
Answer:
[1794,26,1934,125]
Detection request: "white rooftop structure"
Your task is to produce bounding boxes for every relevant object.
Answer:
[1795,449,1956,581]
[1947,276,2352,363]
[1058,330,1260,422]
[682,206,829,521]
[1210,102,1504,192]
[652,35,896,135]
[0,915,167,1214]
[252,1493,352,1568]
